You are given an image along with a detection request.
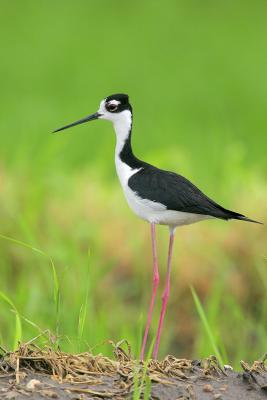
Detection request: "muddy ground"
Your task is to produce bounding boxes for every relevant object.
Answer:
[0,343,266,399]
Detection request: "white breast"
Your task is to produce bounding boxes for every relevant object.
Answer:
[115,156,164,217]
[115,157,210,228]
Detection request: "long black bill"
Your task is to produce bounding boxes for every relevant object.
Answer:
[53,112,101,133]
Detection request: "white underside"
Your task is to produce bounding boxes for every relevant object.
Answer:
[122,184,211,227]
[115,152,211,229]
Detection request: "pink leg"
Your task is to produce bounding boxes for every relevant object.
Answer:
[140,223,159,360]
[153,229,175,359]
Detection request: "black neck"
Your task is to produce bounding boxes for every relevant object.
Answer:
[118,118,145,169]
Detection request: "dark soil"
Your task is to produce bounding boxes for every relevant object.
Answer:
[0,343,266,399]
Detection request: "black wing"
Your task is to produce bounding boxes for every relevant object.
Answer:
[128,165,257,222]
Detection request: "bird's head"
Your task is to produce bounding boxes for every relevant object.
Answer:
[54,93,132,133]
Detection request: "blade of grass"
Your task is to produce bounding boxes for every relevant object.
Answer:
[191,286,224,366]
[0,232,60,346]
[77,247,91,351]
[136,312,144,360]
[50,258,60,340]
[143,375,152,400]
[78,299,88,349]
[203,275,229,364]
[0,291,22,350]
[133,337,154,400]
[0,233,45,256]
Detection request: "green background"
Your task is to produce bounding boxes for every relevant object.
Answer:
[0,1,266,367]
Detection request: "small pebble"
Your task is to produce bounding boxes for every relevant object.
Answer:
[203,384,213,392]
[214,394,222,399]
[26,379,41,390]
[41,389,58,398]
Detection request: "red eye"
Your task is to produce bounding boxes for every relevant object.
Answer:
[107,103,118,112]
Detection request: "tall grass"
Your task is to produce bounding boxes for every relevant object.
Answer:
[50,258,61,341]
[0,233,61,348]
[191,287,224,366]
[77,256,90,350]
[0,291,22,351]
[133,339,154,400]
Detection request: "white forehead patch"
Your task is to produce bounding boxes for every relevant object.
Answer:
[98,99,121,114]
[107,99,120,106]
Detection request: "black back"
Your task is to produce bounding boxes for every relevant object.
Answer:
[128,164,249,221]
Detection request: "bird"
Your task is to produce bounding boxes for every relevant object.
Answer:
[54,93,261,360]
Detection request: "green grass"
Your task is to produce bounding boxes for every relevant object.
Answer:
[133,339,154,400]
[191,286,224,366]
[77,257,90,350]
[0,290,22,351]
[0,0,266,370]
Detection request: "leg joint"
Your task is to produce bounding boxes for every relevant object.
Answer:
[153,273,160,287]
[162,285,170,302]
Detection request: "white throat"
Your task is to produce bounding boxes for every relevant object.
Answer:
[112,110,132,156]
[111,110,138,187]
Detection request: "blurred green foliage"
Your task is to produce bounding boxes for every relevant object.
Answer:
[0,1,266,368]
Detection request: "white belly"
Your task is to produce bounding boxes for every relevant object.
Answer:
[115,157,210,228]
[123,185,210,226]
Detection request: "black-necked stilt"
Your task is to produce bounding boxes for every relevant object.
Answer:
[54,93,261,360]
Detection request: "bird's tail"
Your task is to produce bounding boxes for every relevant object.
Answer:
[207,197,263,224]
[230,213,263,225]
